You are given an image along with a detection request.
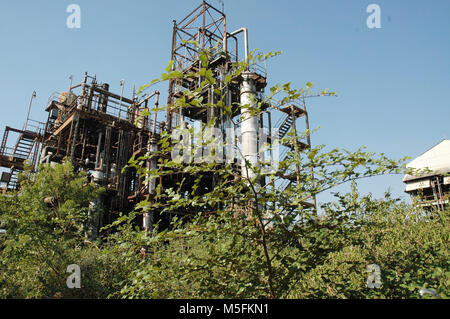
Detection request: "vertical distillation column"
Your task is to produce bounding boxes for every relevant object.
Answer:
[143,91,160,233]
[240,72,258,182]
[228,27,259,182]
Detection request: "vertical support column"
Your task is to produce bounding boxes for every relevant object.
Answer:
[303,105,317,210]
[291,108,301,187]
[143,137,158,233]
[98,83,109,113]
[95,130,103,170]
[167,20,178,132]
[78,72,88,110]
[87,84,95,112]
[69,113,80,161]
[259,111,265,164]
[103,127,112,185]
[435,177,445,211]
[240,72,258,182]
[202,2,206,50]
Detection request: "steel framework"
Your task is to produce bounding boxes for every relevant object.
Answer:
[0,1,316,235]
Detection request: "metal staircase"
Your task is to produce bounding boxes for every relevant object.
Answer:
[271,104,310,194]
[7,168,20,190]
[12,133,36,160]
[278,115,294,139]
[8,133,37,189]
[0,126,41,190]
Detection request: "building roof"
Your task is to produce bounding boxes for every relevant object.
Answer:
[403,139,450,183]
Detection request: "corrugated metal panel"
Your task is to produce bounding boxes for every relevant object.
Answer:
[405,179,431,192]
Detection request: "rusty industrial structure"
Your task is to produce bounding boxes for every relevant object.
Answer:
[0,1,314,234]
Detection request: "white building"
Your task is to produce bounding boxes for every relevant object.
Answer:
[403,140,450,210]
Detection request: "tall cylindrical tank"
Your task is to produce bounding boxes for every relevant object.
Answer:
[240,72,258,181]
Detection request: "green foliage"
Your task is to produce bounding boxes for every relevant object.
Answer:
[1,161,101,238]
[114,190,449,299]
[0,48,448,299]
[0,161,134,298]
[115,49,449,299]
[289,186,449,298]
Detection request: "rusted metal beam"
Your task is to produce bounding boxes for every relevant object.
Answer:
[0,155,25,171]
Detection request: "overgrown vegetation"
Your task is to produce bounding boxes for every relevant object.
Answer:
[0,49,448,299]
[0,161,133,298]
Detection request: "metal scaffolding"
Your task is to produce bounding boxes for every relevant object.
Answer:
[0,1,316,233]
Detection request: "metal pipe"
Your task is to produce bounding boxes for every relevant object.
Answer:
[24,91,36,131]
[146,140,158,194]
[40,154,51,164]
[229,27,248,65]
[95,131,103,169]
[118,79,125,119]
[39,146,54,164]
[69,74,74,92]
[136,90,159,107]
[78,72,88,110]
[223,15,227,55]
[153,91,160,135]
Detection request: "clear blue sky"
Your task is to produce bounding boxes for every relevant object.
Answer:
[1,0,449,206]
